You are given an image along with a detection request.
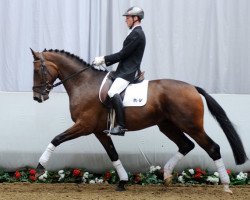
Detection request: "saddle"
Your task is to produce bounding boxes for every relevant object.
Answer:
[99,71,145,108]
[99,71,147,134]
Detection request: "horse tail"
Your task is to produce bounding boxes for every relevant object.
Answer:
[195,86,248,165]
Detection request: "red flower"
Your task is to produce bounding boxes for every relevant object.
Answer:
[134,174,142,183]
[194,173,202,180]
[195,167,206,175]
[29,169,36,176]
[73,169,81,177]
[195,168,202,173]
[14,171,21,179]
[104,171,111,180]
[29,175,37,181]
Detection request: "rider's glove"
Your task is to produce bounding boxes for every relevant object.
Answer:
[93,65,106,71]
[93,56,105,66]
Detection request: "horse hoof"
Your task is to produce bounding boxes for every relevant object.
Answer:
[223,184,233,194]
[116,186,126,191]
[35,163,45,178]
[116,180,127,191]
[163,176,173,186]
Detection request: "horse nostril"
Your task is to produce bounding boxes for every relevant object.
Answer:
[34,96,42,103]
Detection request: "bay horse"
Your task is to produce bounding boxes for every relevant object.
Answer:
[31,49,247,193]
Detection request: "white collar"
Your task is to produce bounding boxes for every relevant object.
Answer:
[127,25,141,35]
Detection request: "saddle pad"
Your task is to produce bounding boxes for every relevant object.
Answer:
[99,72,149,107]
[123,80,149,107]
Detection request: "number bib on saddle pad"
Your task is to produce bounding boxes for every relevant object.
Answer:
[122,80,148,106]
[99,72,149,107]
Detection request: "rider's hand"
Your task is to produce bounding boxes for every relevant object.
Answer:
[93,56,105,66]
[93,65,106,71]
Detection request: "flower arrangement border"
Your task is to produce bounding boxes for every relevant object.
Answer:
[0,166,249,185]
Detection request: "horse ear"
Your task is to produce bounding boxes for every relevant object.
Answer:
[30,48,39,60]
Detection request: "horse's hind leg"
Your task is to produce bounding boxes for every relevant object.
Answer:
[95,133,128,191]
[186,128,232,193]
[158,121,195,183]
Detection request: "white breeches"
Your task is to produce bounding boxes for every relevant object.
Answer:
[108,78,130,98]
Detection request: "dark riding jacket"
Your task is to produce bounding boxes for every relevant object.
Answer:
[104,26,146,82]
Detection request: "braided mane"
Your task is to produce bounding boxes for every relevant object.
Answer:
[43,49,92,67]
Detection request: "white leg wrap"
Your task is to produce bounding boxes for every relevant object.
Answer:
[164,152,184,179]
[215,158,230,185]
[112,159,128,181]
[39,143,55,167]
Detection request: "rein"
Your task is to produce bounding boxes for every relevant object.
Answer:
[52,66,90,88]
[33,53,91,95]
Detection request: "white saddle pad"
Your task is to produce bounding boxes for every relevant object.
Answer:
[123,80,149,107]
[99,73,149,107]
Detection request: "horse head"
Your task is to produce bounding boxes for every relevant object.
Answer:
[30,48,59,103]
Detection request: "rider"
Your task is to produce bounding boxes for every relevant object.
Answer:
[93,6,146,136]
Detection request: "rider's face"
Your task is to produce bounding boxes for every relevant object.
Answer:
[125,16,133,28]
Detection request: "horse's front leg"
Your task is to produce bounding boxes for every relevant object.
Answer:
[95,133,128,191]
[36,122,87,177]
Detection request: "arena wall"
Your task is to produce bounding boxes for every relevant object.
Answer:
[0,92,249,173]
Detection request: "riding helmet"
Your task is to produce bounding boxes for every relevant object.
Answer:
[123,6,144,20]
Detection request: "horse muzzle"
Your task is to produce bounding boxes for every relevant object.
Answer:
[33,92,49,103]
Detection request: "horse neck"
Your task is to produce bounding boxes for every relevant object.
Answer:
[45,52,105,97]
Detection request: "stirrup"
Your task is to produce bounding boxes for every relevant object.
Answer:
[110,130,126,136]
[104,126,127,136]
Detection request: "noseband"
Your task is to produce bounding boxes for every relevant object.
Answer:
[32,53,90,95]
[32,53,54,95]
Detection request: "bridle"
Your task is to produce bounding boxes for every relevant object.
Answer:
[32,53,90,95]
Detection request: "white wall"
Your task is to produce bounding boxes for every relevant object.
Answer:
[0,92,249,173]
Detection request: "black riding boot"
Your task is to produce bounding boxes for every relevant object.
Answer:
[110,94,126,136]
